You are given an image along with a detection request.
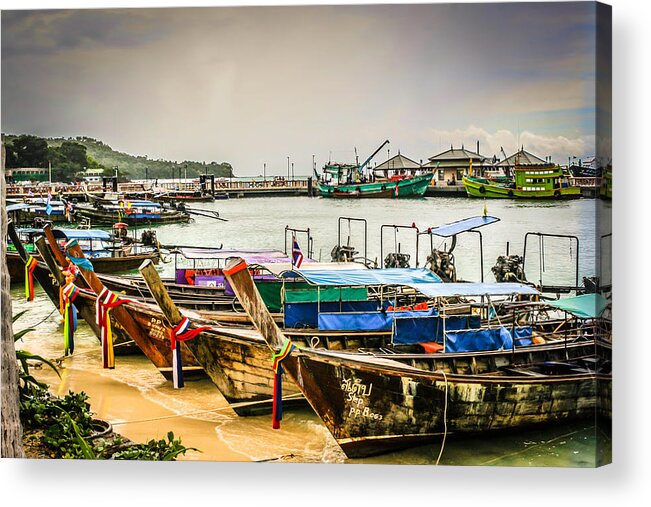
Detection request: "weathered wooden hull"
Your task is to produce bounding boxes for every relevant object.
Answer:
[279,348,610,458]
[7,250,160,283]
[73,207,192,225]
[222,259,611,457]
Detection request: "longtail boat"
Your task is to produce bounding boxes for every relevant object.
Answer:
[36,227,203,379]
[224,258,610,458]
[134,259,606,418]
[7,227,160,282]
[7,199,72,225]
[316,140,433,198]
[72,199,192,225]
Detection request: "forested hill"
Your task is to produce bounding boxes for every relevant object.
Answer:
[3,134,235,180]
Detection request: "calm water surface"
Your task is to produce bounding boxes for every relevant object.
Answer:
[12,196,611,466]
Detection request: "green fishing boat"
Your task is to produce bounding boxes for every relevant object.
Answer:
[463,164,581,199]
[316,140,433,198]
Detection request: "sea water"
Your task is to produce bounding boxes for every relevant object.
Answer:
[12,196,611,466]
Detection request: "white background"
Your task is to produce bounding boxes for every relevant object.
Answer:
[1,0,648,505]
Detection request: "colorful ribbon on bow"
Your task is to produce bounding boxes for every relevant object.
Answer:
[169,317,210,389]
[271,338,295,429]
[96,288,134,369]
[24,255,38,301]
[61,283,80,356]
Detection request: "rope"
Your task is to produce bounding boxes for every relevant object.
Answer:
[435,370,449,465]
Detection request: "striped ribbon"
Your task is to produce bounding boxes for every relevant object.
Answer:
[24,256,38,301]
[271,338,295,429]
[95,288,134,369]
[169,317,210,389]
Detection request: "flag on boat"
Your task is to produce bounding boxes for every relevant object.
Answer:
[292,236,304,268]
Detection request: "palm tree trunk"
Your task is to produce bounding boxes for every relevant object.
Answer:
[1,134,24,458]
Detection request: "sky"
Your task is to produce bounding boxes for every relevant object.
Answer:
[1,1,610,176]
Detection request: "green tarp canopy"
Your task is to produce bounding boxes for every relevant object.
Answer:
[284,286,368,303]
[255,281,369,311]
[547,293,610,319]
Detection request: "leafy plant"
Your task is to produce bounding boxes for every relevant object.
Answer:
[111,432,199,461]
[13,310,60,398]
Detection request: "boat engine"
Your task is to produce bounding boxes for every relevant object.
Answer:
[140,230,158,247]
[331,244,357,262]
[426,249,456,281]
[384,252,410,268]
[492,255,526,283]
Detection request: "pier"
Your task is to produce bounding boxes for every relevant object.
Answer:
[5,177,315,200]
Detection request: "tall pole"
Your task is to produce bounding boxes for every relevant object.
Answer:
[291,162,294,182]
[48,160,52,185]
[287,156,290,181]
[263,163,266,185]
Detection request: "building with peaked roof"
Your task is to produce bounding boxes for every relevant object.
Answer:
[423,145,488,185]
[372,152,423,178]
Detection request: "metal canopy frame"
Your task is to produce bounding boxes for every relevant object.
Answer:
[417,216,501,282]
[337,216,368,265]
[522,232,579,293]
[284,225,314,260]
[380,223,420,268]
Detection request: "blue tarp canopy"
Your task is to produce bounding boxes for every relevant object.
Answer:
[409,282,539,298]
[425,215,500,237]
[16,228,111,240]
[7,203,35,212]
[280,267,443,286]
[546,293,610,319]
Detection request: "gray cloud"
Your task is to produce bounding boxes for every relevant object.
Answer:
[1,3,605,174]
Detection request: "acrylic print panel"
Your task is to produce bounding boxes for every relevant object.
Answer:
[1,1,611,468]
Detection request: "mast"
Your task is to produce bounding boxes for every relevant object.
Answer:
[359,140,390,173]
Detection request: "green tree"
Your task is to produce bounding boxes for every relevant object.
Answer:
[9,135,49,168]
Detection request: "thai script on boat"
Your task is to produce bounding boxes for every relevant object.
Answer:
[340,377,383,421]
[147,317,168,340]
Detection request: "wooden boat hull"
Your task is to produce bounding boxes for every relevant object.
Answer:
[110,290,608,420]
[463,176,582,199]
[222,261,611,457]
[276,348,610,458]
[73,207,192,225]
[319,172,433,199]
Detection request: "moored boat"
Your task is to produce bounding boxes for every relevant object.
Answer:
[463,163,581,199]
[72,199,192,225]
[316,140,433,198]
[224,258,610,458]
[7,226,160,282]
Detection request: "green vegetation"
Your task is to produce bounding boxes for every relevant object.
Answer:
[14,311,198,460]
[4,133,234,182]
